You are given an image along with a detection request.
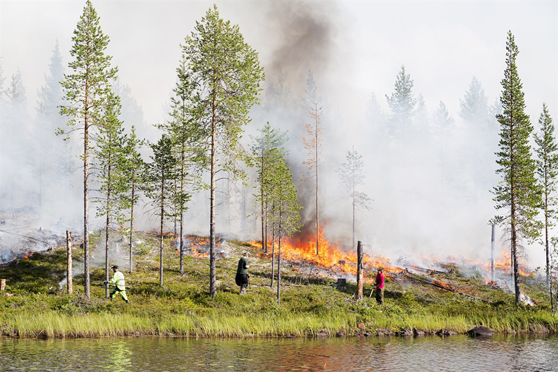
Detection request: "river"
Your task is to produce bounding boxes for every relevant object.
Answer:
[0,335,556,371]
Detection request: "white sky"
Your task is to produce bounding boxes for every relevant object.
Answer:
[1,0,557,268]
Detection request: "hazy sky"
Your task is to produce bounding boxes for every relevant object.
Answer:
[1,0,557,268]
[1,0,555,124]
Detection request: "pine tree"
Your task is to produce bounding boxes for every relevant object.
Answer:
[251,122,288,253]
[182,5,264,298]
[160,53,198,275]
[385,65,416,137]
[95,93,129,298]
[302,102,323,255]
[59,0,118,298]
[337,148,371,249]
[493,31,542,304]
[534,104,558,300]
[145,135,178,286]
[459,77,489,124]
[121,126,144,273]
[267,149,301,305]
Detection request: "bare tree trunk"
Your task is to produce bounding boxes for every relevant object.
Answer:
[277,215,282,306]
[209,90,217,298]
[66,230,73,295]
[105,159,112,298]
[491,224,495,283]
[160,170,165,287]
[105,205,110,298]
[315,106,319,256]
[270,226,275,288]
[180,144,185,275]
[83,104,90,299]
[511,197,520,304]
[129,174,135,273]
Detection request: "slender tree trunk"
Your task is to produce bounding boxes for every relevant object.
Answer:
[66,230,73,295]
[260,148,267,253]
[511,195,520,304]
[315,104,319,256]
[180,144,185,275]
[352,193,356,251]
[83,96,90,299]
[209,88,217,298]
[129,174,135,273]
[160,170,165,287]
[105,157,112,299]
[277,215,282,305]
[491,224,495,283]
[270,226,275,288]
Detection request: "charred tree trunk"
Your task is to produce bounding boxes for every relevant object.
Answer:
[270,226,275,288]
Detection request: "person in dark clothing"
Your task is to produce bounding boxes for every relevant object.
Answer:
[375,267,385,305]
[235,252,250,294]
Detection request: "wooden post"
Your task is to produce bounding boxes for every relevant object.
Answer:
[356,241,363,300]
[66,230,73,295]
[0,279,6,291]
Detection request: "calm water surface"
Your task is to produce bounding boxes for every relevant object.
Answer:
[0,335,556,371]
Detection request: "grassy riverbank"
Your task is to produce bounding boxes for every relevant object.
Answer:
[1,233,557,338]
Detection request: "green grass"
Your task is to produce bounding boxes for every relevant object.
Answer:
[1,231,557,338]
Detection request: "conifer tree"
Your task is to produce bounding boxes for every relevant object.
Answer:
[95,93,129,298]
[337,148,371,249]
[493,31,542,304]
[385,65,416,137]
[59,0,118,298]
[145,135,178,286]
[122,126,144,273]
[267,149,301,305]
[251,122,288,253]
[534,104,558,297]
[302,102,323,255]
[182,5,264,298]
[162,54,198,275]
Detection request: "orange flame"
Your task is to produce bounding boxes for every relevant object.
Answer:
[251,226,401,276]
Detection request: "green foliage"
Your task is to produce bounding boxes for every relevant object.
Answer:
[493,31,542,304]
[181,5,264,297]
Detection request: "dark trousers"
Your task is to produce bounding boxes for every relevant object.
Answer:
[375,287,384,305]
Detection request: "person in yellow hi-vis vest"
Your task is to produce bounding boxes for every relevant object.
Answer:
[104,265,129,303]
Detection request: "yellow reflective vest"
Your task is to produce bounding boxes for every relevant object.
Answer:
[109,271,126,290]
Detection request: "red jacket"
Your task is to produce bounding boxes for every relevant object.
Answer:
[375,272,384,289]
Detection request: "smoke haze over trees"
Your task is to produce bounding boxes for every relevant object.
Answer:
[0,0,556,273]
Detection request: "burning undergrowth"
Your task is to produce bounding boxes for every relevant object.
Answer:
[243,227,540,305]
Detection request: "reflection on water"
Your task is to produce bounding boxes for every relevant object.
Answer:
[0,335,557,371]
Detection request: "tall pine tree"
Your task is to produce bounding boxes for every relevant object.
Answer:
[60,0,118,298]
[493,31,542,304]
[182,5,264,298]
[534,104,557,296]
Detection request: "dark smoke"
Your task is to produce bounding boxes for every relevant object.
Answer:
[266,0,340,95]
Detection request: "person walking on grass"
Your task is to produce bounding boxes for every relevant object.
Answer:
[105,265,129,303]
[235,252,250,295]
[375,267,384,305]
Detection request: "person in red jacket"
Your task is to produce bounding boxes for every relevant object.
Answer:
[375,268,385,305]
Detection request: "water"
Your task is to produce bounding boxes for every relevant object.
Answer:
[0,335,557,371]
